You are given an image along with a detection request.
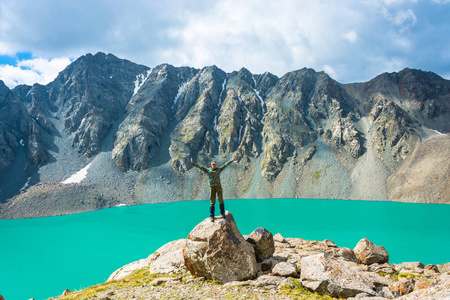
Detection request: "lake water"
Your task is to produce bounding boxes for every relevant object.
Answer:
[1,198,449,300]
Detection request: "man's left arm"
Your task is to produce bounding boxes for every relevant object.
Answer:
[219,156,236,172]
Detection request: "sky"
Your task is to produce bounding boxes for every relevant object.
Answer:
[0,0,449,89]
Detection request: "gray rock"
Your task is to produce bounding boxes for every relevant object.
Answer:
[149,239,187,275]
[61,289,72,296]
[251,275,293,288]
[273,233,286,243]
[272,262,298,278]
[246,227,275,262]
[425,264,439,273]
[261,257,276,272]
[439,263,450,273]
[353,238,389,265]
[329,247,360,263]
[183,211,257,283]
[300,252,384,298]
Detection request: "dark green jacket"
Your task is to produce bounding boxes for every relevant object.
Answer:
[192,160,233,187]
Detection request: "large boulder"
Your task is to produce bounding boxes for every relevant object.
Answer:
[183,211,257,283]
[245,227,275,262]
[353,238,389,265]
[300,252,389,298]
[149,239,187,275]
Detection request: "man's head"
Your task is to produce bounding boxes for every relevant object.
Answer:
[211,161,217,169]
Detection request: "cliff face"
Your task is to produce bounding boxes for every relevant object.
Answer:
[0,53,449,218]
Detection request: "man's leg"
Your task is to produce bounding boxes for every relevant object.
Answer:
[210,187,216,222]
[218,187,225,218]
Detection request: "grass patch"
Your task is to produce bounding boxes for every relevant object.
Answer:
[55,267,167,300]
[279,278,343,300]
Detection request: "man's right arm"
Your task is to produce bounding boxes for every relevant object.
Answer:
[191,158,208,173]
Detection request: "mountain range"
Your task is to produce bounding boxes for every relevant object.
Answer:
[0,52,448,219]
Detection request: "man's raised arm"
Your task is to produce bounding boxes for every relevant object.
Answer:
[191,157,208,173]
[219,156,236,172]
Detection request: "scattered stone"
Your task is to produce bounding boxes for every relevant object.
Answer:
[300,252,381,298]
[261,257,276,272]
[369,263,398,275]
[223,281,251,287]
[413,280,432,291]
[353,238,389,265]
[272,262,298,278]
[328,247,360,263]
[389,278,415,296]
[273,233,286,243]
[245,227,275,262]
[150,277,173,286]
[438,263,450,273]
[425,264,439,273]
[323,239,337,248]
[183,211,257,283]
[251,275,293,288]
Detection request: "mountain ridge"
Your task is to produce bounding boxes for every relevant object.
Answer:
[0,52,448,219]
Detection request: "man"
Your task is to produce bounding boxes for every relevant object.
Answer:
[191,156,236,222]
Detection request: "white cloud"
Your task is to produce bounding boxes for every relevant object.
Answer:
[323,65,339,80]
[0,0,449,85]
[0,57,71,88]
[382,7,417,31]
[344,30,359,43]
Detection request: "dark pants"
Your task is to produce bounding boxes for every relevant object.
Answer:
[210,186,224,206]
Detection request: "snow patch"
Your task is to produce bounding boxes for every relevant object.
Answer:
[252,75,266,114]
[26,88,33,98]
[172,82,187,110]
[133,69,152,96]
[19,139,24,146]
[214,78,227,131]
[116,204,126,207]
[20,177,31,192]
[431,129,443,135]
[62,163,92,184]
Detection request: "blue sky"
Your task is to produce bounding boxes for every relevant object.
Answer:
[0,0,449,88]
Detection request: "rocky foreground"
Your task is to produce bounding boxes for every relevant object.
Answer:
[51,212,450,300]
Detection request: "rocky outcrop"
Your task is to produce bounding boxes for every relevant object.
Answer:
[353,238,389,265]
[95,219,450,300]
[183,211,257,283]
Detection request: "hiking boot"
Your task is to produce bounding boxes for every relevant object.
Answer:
[210,206,215,222]
[220,204,226,218]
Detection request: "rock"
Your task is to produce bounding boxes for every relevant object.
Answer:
[439,263,450,273]
[183,211,257,283]
[323,239,337,248]
[272,262,298,278]
[369,263,398,275]
[251,275,293,288]
[273,233,286,243]
[425,264,439,273]
[150,277,173,286]
[61,289,72,296]
[245,227,275,262]
[261,257,276,272]
[0,295,4,300]
[300,252,383,298]
[328,247,360,263]
[397,280,450,299]
[353,238,389,265]
[107,257,151,282]
[149,239,187,275]
[389,278,415,296]
[413,280,432,291]
[437,272,450,284]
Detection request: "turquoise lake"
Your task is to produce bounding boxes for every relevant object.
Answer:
[1,198,449,300]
